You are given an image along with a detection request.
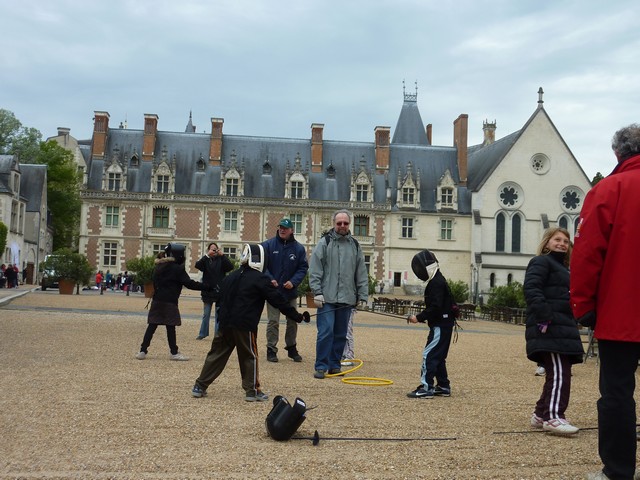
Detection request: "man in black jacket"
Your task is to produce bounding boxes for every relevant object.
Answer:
[191,244,309,402]
[194,242,234,340]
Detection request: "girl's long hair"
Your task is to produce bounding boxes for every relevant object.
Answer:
[536,227,572,266]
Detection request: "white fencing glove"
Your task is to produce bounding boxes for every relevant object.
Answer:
[313,294,325,308]
[356,300,368,311]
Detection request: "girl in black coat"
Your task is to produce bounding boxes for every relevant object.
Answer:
[524,228,584,435]
[135,244,206,361]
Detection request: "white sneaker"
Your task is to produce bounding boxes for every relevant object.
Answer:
[135,351,146,360]
[543,418,579,435]
[530,413,544,429]
[535,366,546,376]
[170,352,189,361]
[585,472,609,480]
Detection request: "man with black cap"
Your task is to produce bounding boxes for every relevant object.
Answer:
[261,218,309,363]
[406,249,456,399]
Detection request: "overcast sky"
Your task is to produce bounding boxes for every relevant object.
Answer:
[2,0,638,180]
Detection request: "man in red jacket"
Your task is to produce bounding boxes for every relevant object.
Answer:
[570,124,640,480]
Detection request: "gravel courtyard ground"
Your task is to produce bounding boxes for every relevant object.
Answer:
[0,288,613,479]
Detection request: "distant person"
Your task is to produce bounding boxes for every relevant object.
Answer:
[570,124,640,480]
[135,245,207,362]
[262,218,308,363]
[308,209,368,379]
[406,250,455,399]
[5,264,17,288]
[191,244,309,402]
[524,228,583,436]
[95,271,103,291]
[194,242,233,340]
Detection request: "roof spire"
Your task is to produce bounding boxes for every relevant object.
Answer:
[402,80,418,103]
[537,87,544,109]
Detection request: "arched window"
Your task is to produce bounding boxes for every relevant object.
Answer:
[559,216,568,230]
[496,213,505,252]
[512,214,521,253]
[507,273,513,285]
[490,273,496,288]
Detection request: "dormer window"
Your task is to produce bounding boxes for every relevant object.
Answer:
[263,159,272,175]
[356,184,369,202]
[130,154,139,168]
[436,169,458,212]
[226,177,239,196]
[291,180,304,199]
[285,153,308,200]
[197,155,206,172]
[152,161,175,194]
[221,150,245,197]
[397,162,420,209]
[350,159,373,203]
[108,172,121,191]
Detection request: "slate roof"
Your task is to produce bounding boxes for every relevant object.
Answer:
[19,164,47,212]
[84,97,474,214]
[0,155,20,194]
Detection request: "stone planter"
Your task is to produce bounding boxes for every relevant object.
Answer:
[58,279,75,295]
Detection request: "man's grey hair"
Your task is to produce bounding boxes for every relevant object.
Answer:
[612,124,640,162]
[332,209,352,223]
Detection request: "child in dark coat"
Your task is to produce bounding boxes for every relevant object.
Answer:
[135,244,206,361]
[406,249,456,399]
[191,243,309,402]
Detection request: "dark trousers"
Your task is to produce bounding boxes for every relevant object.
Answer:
[420,325,453,389]
[195,329,261,396]
[535,352,572,420]
[140,324,178,355]
[598,340,640,480]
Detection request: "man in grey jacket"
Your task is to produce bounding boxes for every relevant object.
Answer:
[309,209,369,379]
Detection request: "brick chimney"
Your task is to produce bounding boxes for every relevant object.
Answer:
[374,126,391,173]
[426,124,432,145]
[453,114,468,187]
[142,114,159,161]
[209,118,224,166]
[482,120,496,146]
[311,123,324,173]
[91,111,110,159]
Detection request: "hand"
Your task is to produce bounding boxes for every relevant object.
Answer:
[578,311,597,329]
[283,281,293,290]
[407,314,418,324]
[313,294,324,308]
[356,300,368,311]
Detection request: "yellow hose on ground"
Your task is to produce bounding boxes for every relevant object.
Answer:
[324,359,394,386]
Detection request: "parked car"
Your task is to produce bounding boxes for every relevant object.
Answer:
[41,255,60,290]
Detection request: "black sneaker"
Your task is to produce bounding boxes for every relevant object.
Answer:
[328,368,342,375]
[267,350,278,363]
[407,386,434,399]
[434,386,451,397]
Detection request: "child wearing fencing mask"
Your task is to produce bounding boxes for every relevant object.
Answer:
[406,249,456,399]
[191,243,310,402]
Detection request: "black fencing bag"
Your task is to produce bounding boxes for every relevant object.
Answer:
[265,395,307,441]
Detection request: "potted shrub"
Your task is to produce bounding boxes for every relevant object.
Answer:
[297,273,316,308]
[42,248,93,295]
[126,255,156,298]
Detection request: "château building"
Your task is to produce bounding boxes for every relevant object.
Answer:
[76,87,591,300]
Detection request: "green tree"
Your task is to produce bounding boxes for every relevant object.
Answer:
[35,141,81,250]
[591,172,604,186]
[0,109,42,161]
[0,221,7,259]
[487,282,526,308]
[447,279,470,304]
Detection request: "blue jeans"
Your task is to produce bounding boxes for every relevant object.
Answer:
[198,302,220,338]
[314,303,351,372]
